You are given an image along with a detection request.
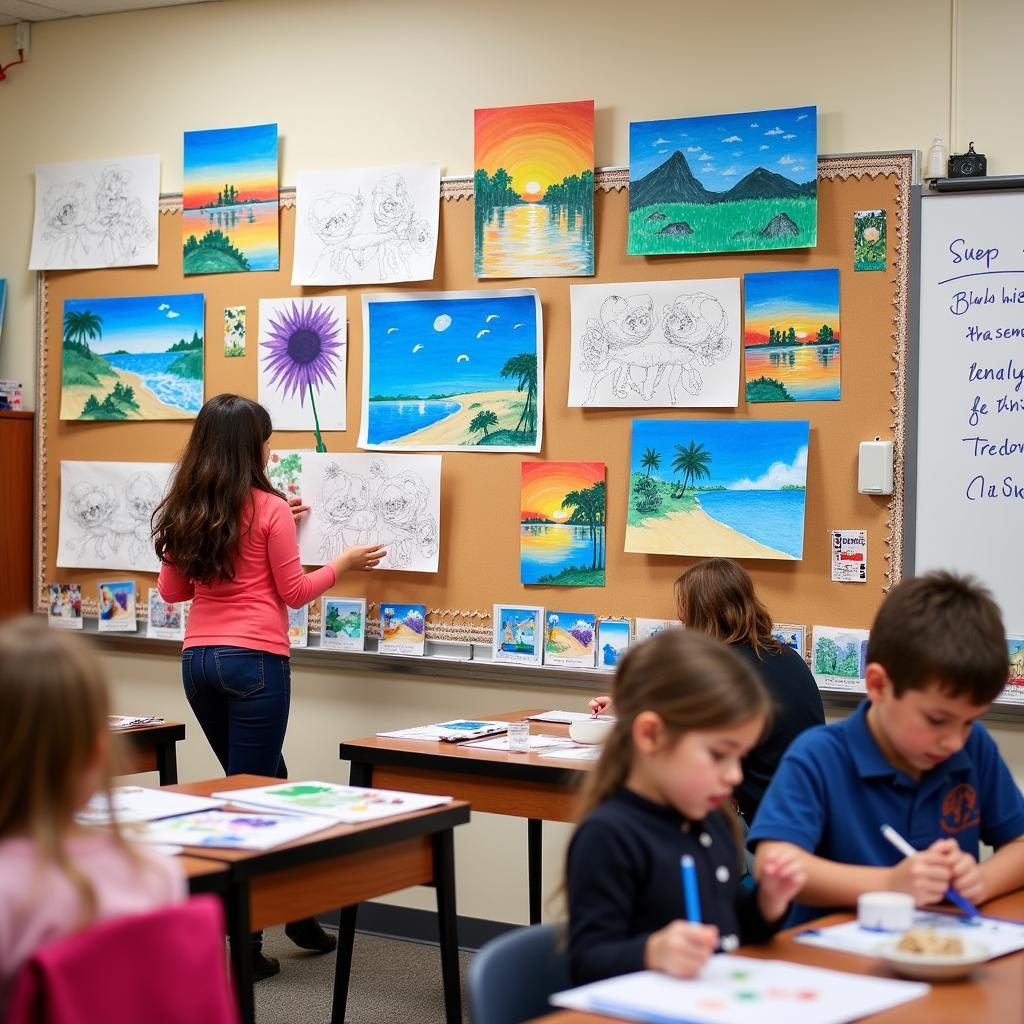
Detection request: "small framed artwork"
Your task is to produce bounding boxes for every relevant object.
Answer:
[1000,637,1024,705]
[771,623,807,659]
[379,603,426,656]
[47,583,83,630]
[597,618,631,670]
[493,604,544,666]
[634,618,680,642]
[544,611,597,668]
[811,625,869,693]
[320,597,367,653]
[288,604,309,648]
[147,588,186,641]
[98,581,137,633]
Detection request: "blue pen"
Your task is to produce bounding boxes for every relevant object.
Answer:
[680,854,702,923]
[880,823,981,920]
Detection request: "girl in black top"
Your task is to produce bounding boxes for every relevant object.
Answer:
[567,630,805,984]
[590,558,824,822]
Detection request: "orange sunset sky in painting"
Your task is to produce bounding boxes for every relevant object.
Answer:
[521,461,604,522]
[475,100,594,201]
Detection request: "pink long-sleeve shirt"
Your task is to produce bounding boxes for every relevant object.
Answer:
[157,488,336,657]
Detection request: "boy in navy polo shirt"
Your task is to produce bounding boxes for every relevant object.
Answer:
[748,572,1024,924]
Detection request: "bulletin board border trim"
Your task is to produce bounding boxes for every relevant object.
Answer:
[36,152,915,642]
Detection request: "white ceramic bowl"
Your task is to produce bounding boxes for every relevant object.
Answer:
[568,717,615,745]
[877,937,989,981]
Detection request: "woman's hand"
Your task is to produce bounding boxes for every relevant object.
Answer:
[287,496,311,522]
[332,544,388,576]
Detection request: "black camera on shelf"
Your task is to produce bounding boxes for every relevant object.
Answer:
[948,142,987,178]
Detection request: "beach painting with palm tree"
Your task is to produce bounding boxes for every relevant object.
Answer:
[626,419,809,559]
[521,461,606,587]
[60,294,205,420]
[360,289,543,452]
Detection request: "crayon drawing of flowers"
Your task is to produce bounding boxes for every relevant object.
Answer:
[258,297,347,446]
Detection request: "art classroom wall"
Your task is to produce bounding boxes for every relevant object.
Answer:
[5,0,1024,926]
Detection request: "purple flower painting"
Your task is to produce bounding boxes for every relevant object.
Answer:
[258,296,347,445]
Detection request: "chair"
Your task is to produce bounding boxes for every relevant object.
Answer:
[6,895,239,1024]
[468,923,571,1024]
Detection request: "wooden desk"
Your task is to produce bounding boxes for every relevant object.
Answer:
[340,708,591,923]
[167,774,470,1024]
[528,890,1024,1024]
[181,853,232,898]
[114,720,186,784]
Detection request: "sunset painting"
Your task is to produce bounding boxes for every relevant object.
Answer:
[183,123,279,275]
[521,461,606,587]
[743,268,840,402]
[474,100,594,278]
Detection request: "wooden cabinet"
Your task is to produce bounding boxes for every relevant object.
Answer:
[0,411,34,618]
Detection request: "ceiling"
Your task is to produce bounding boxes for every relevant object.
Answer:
[0,0,218,27]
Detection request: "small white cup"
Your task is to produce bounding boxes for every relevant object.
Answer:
[858,891,914,932]
[507,721,531,753]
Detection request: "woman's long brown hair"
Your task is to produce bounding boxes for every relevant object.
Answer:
[575,628,772,824]
[674,557,783,658]
[0,617,133,926]
[153,394,278,584]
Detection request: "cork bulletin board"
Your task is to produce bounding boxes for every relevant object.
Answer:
[36,153,914,641]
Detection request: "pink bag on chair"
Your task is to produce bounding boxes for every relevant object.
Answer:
[6,895,238,1024]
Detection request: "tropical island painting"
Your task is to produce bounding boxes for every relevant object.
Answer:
[60,294,205,420]
[183,122,279,275]
[744,268,841,402]
[360,289,542,452]
[521,461,605,587]
[474,99,594,278]
[625,419,809,560]
[628,105,816,256]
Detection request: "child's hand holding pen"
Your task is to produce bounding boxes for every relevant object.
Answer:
[644,920,719,978]
[588,695,612,718]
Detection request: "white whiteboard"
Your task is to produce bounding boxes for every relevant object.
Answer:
[916,192,1024,632]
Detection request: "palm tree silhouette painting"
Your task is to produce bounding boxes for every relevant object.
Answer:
[63,310,103,354]
[671,441,712,498]
[640,447,661,477]
[469,409,498,439]
[500,352,538,440]
[562,480,606,574]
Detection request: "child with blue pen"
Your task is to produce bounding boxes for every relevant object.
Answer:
[565,630,805,984]
[749,572,1024,925]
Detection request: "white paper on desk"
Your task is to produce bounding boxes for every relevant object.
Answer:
[526,710,597,724]
[551,957,929,1024]
[108,715,162,729]
[376,720,509,743]
[795,911,1024,960]
[212,780,453,824]
[539,745,603,761]
[135,810,336,851]
[463,734,576,752]
[78,786,224,825]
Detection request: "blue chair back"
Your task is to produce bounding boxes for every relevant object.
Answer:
[468,923,571,1024]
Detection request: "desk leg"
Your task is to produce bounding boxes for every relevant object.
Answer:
[528,818,543,925]
[227,879,255,1024]
[433,829,462,1024]
[348,760,373,788]
[155,741,178,785]
[330,904,358,1024]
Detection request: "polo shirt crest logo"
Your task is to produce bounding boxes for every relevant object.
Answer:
[940,783,980,834]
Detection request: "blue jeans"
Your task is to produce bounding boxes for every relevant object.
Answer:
[181,646,291,779]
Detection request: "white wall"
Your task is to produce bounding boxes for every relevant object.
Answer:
[5,0,1024,923]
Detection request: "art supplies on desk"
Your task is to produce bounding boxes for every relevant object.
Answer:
[377,720,509,743]
[795,911,1024,961]
[539,745,603,761]
[551,956,929,1024]
[136,809,336,851]
[109,715,164,729]
[78,786,224,825]
[463,733,576,752]
[213,780,453,824]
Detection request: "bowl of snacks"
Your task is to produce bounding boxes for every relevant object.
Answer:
[878,927,988,981]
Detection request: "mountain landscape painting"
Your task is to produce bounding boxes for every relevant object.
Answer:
[628,106,816,256]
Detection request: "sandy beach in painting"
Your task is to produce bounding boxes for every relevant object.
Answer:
[383,389,526,446]
[625,502,794,559]
[60,367,190,420]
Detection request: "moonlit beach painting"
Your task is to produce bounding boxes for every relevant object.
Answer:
[360,289,542,452]
[626,419,809,560]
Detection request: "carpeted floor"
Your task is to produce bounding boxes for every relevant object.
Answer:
[255,926,473,1023]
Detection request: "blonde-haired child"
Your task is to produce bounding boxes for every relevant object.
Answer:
[567,629,805,984]
[0,617,184,1007]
